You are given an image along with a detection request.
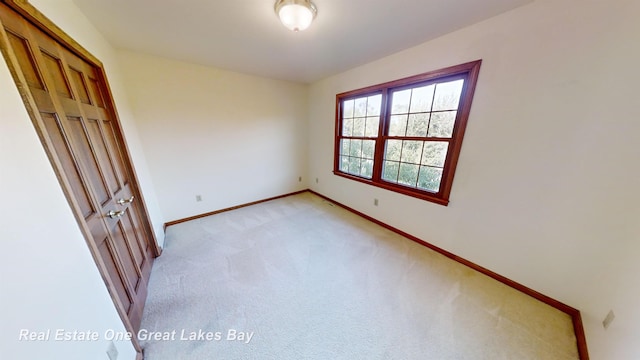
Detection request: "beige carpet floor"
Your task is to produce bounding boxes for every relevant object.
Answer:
[140,192,578,359]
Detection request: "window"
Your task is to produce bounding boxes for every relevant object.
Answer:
[334,60,481,205]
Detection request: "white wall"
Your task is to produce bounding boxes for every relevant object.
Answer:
[307,0,640,359]
[117,50,309,222]
[0,0,165,358]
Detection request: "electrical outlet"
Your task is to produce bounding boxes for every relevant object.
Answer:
[106,341,118,360]
[374,198,379,206]
[298,176,302,182]
[195,195,202,202]
[603,310,615,329]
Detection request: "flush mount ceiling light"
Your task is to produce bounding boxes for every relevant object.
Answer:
[274,0,317,32]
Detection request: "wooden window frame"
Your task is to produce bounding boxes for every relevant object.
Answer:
[333,60,482,206]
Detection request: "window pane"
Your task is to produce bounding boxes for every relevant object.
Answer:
[342,118,353,136]
[432,79,464,111]
[384,140,402,161]
[361,159,374,178]
[340,139,350,156]
[349,139,362,157]
[406,113,429,137]
[354,97,367,117]
[421,142,449,167]
[365,116,379,137]
[409,85,435,113]
[343,99,354,118]
[428,111,456,138]
[367,94,382,116]
[389,114,407,136]
[400,140,423,164]
[362,140,375,159]
[418,166,443,192]
[349,157,361,174]
[398,163,419,186]
[391,89,411,114]
[353,117,365,137]
[340,156,349,172]
[382,161,399,182]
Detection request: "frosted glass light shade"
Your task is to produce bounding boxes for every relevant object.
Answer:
[275,0,317,32]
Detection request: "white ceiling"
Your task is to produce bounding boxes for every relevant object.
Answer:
[73,0,532,84]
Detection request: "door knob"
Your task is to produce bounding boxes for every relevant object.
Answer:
[116,195,134,205]
[107,209,126,219]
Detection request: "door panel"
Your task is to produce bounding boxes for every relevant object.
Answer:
[112,222,142,290]
[0,2,158,343]
[40,112,95,218]
[87,75,105,108]
[121,212,146,269]
[68,67,91,104]
[98,238,133,312]
[65,116,111,205]
[5,30,43,89]
[102,118,130,185]
[40,51,72,98]
[86,118,121,193]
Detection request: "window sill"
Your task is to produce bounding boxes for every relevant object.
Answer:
[333,171,449,206]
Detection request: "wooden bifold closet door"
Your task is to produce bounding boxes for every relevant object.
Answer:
[0,1,159,352]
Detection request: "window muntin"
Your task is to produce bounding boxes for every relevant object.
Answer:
[334,61,481,205]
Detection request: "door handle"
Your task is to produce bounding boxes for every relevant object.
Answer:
[107,209,126,219]
[116,195,134,205]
